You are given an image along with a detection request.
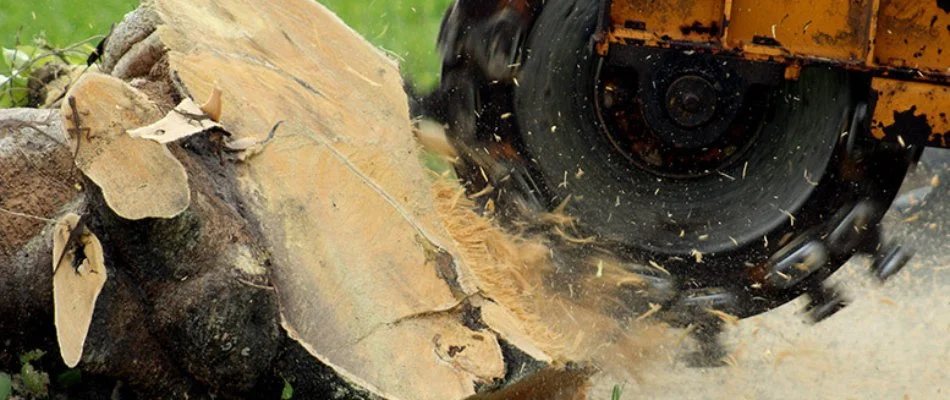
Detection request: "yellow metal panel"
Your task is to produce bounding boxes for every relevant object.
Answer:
[871,78,950,147]
[609,0,725,43]
[874,1,950,74]
[725,0,875,62]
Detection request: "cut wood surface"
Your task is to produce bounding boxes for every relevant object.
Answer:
[51,212,107,368]
[2,0,945,399]
[61,73,190,220]
[153,0,506,398]
[147,1,678,397]
[0,0,673,397]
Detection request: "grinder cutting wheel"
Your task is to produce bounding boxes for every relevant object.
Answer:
[429,0,949,326]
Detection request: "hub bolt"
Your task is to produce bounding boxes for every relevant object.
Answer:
[665,75,718,128]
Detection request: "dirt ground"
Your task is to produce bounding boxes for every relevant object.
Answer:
[594,160,950,400]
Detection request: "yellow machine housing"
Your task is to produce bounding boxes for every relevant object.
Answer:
[599,0,950,148]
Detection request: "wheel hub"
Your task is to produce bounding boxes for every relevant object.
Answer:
[665,75,717,129]
[434,0,916,320]
[596,46,784,178]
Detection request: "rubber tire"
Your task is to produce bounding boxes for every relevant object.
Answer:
[515,0,852,257]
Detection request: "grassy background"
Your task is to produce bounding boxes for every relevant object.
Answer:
[0,0,451,89]
[320,0,452,89]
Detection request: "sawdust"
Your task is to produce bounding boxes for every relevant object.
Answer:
[432,181,560,348]
[432,181,675,387]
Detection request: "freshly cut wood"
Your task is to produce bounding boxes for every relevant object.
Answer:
[60,73,190,220]
[149,0,507,398]
[1,0,674,398]
[127,98,222,144]
[51,213,107,368]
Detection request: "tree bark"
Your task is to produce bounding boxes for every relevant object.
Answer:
[0,1,668,399]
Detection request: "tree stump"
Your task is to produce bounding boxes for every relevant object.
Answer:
[0,1,672,398]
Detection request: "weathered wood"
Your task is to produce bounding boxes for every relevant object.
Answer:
[1,109,76,347]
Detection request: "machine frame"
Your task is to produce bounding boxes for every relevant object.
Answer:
[598,0,950,148]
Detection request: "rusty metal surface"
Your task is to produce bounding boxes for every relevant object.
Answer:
[875,1,950,74]
[725,0,875,62]
[602,1,950,77]
[872,78,950,147]
[607,0,724,43]
[600,0,950,148]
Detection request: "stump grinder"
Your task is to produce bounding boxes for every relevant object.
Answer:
[425,0,949,336]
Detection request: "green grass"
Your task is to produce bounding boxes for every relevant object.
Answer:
[320,0,453,89]
[0,0,137,49]
[0,0,450,91]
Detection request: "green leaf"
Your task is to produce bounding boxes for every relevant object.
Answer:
[0,93,15,109]
[0,372,12,400]
[56,368,83,389]
[18,349,45,365]
[281,378,294,400]
[611,383,624,400]
[20,363,50,397]
[2,47,30,70]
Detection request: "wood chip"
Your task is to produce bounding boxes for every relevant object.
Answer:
[127,98,222,143]
[52,213,107,368]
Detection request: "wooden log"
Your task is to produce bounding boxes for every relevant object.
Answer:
[1,1,674,398]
